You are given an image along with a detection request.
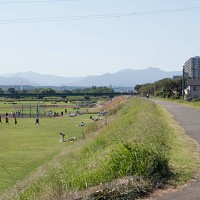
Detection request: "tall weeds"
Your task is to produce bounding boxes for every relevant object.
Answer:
[106,141,170,184]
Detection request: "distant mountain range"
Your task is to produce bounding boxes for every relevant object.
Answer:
[0,67,181,87]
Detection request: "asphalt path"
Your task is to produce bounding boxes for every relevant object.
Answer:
[149,99,200,200]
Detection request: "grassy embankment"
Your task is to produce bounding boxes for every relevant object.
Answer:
[154,97,200,110]
[14,97,199,199]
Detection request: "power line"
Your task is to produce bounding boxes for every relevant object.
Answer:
[0,0,78,4]
[0,13,134,23]
[0,6,200,24]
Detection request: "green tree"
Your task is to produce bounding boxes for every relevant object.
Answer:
[134,84,141,92]
[40,88,56,94]
[62,90,72,93]
[0,87,4,94]
[19,89,28,94]
[7,87,17,94]
[136,78,182,99]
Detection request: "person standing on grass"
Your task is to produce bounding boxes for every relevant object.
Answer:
[35,116,39,125]
[5,116,9,124]
[14,116,18,125]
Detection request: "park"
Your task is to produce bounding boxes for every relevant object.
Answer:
[0,95,129,198]
[0,95,199,199]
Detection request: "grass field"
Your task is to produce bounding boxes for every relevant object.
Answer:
[0,111,97,195]
[0,97,199,199]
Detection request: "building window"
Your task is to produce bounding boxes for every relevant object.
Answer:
[193,86,199,91]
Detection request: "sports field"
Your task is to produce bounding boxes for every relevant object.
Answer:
[0,101,98,195]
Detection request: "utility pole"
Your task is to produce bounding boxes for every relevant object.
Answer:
[182,66,185,99]
[30,103,32,118]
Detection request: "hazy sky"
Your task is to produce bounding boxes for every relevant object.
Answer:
[0,0,200,77]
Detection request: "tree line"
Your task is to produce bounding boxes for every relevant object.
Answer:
[135,78,182,99]
[0,86,114,95]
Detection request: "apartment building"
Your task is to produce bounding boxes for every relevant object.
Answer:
[183,56,200,99]
[184,56,200,79]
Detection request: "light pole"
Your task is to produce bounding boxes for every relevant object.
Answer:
[182,66,185,99]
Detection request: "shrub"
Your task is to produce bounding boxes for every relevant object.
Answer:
[106,142,170,186]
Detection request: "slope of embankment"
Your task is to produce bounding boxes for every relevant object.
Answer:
[14,97,199,199]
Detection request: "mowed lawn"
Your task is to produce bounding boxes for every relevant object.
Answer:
[0,113,92,195]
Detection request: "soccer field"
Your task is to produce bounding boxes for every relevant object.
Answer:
[0,112,93,195]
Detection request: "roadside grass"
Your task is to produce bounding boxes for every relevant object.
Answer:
[167,117,200,184]
[13,97,200,200]
[152,98,200,183]
[153,97,200,110]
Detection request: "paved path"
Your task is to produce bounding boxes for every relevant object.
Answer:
[150,100,200,200]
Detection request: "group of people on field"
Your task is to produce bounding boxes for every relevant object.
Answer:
[1,110,87,144]
[0,113,17,125]
[0,113,40,125]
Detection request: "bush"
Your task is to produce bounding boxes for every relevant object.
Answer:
[106,142,170,185]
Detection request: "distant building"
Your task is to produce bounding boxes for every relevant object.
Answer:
[185,79,200,99]
[184,56,200,79]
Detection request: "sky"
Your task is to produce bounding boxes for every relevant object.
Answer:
[0,0,200,77]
